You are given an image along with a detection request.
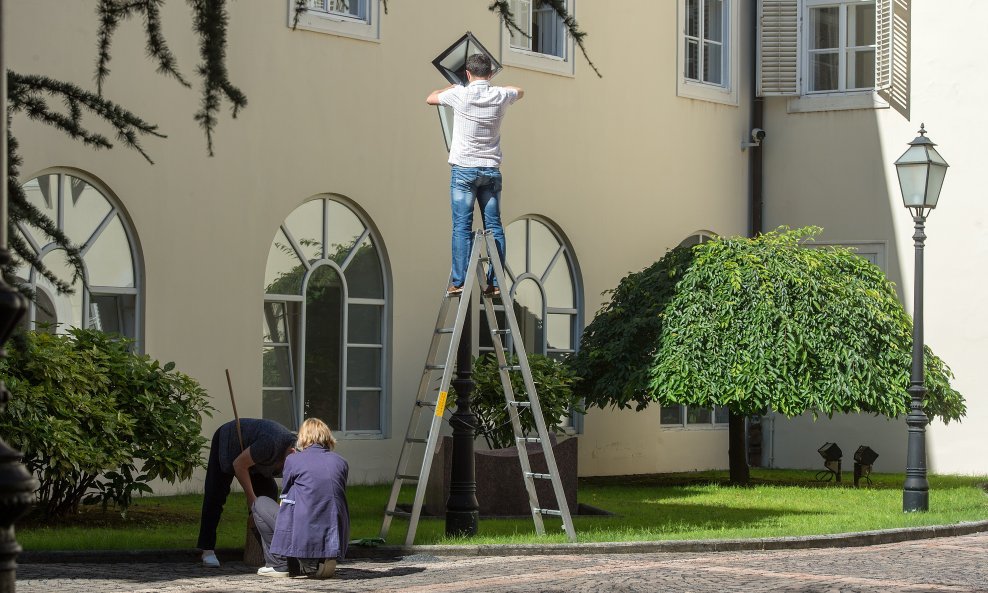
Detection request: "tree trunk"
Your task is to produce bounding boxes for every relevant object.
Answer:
[728,412,750,485]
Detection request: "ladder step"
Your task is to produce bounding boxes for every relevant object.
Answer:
[416,400,437,408]
[535,508,563,516]
[517,437,541,444]
[525,472,553,480]
[508,401,532,408]
[406,438,428,444]
[436,327,455,334]
[492,329,510,335]
[500,365,522,371]
[396,474,419,481]
[386,510,412,519]
[425,364,445,370]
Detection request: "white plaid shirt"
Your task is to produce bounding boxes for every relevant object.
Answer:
[438,80,520,168]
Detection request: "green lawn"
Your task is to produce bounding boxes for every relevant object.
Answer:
[18,470,988,550]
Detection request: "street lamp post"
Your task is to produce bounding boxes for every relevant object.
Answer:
[0,2,39,590]
[893,124,949,513]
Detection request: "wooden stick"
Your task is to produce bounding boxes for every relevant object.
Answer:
[225,368,244,452]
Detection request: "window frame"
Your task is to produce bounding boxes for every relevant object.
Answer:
[288,0,381,42]
[262,195,390,438]
[661,404,731,429]
[677,0,740,105]
[15,170,144,349]
[500,0,577,77]
[788,0,889,112]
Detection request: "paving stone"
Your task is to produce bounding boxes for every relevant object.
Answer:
[16,532,988,593]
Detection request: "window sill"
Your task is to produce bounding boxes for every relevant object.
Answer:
[500,47,575,77]
[338,431,385,440]
[660,425,730,431]
[287,1,380,42]
[787,91,889,113]
[677,79,738,106]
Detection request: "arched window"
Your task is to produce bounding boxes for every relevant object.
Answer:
[479,217,582,360]
[15,172,142,342]
[262,196,389,434]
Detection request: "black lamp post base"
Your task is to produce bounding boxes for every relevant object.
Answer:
[903,489,929,513]
[445,510,479,537]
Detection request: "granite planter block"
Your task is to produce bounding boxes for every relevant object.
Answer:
[425,435,578,517]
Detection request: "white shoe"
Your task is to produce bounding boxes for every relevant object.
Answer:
[201,552,220,568]
[257,566,290,578]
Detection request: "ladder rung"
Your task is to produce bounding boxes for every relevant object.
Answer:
[535,508,563,516]
[479,257,490,263]
[492,329,510,335]
[406,438,428,444]
[396,474,419,481]
[436,327,455,334]
[508,401,532,408]
[500,365,522,371]
[525,472,552,480]
[517,437,541,444]
[425,364,445,370]
[386,510,411,518]
[416,400,437,408]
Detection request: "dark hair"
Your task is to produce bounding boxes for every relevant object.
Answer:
[465,53,493,78]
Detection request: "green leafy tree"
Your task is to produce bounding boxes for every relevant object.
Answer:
[470,353,582,450]
[0,328,213,518]
[571,227,964,484]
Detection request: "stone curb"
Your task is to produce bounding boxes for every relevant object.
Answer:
[19,519,988,563]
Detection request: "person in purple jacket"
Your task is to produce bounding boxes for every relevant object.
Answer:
[253,418,349,578]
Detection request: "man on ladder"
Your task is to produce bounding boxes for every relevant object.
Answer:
[426,52,524,296]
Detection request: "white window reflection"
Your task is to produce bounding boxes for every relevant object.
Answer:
[262,195,388,434]
[16,173,141,343]
[480,217,580,360]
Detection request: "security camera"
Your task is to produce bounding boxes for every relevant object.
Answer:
[741,128,766,150]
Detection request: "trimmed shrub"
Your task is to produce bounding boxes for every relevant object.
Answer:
[0,328,212,518]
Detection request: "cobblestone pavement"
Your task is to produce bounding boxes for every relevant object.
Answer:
[17,532,988,593]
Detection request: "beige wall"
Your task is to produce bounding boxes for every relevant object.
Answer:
[6,0,752,488]
[761,1,988,475]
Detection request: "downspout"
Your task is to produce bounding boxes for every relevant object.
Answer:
[749,0,764,238]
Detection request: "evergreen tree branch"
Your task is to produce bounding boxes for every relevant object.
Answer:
[97,0,190,94]
[189,0,248,156]
[488,0,529,38]
[292,0,307,29]
[9,72,165,164]
[4,128,86,297]
[143,0,193,88]
[539,0,601,77]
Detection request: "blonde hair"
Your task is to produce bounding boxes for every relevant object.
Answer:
[296,418,337,450]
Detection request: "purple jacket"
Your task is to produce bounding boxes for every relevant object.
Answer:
[270,445,350,559]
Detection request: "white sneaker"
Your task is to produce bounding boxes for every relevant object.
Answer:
[201,552,220,568]
[257,566,290,578]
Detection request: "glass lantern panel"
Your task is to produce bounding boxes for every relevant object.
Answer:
[925,165,948,208]
[896,164,928,207]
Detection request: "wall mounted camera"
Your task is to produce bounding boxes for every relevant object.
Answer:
[741,128,766,151]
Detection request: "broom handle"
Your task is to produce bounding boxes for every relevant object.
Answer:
[225,369,245,452]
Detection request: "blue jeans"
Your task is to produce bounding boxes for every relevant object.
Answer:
[449,166,506,288]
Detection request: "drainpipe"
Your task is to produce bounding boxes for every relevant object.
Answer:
[749,0,764,238]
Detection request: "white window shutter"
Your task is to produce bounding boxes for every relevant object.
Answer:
[757,0,800,96]
[875,0,892,90]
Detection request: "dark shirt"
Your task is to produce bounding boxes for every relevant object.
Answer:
[216,419,296,478]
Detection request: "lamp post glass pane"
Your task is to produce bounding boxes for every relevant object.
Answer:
[896,163,929,208]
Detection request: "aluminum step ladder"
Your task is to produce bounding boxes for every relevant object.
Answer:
[379,229,577,545]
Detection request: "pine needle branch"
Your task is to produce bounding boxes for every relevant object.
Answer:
[488,0,529,38]
[540,0,601,77]
[9,71,165,164]
[189,0,248,156]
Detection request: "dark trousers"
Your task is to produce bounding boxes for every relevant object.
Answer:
[196,430,278,550]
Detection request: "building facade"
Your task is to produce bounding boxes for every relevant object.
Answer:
[5,0,984,489]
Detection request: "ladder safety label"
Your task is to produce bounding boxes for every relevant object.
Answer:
[436,391,448,417]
